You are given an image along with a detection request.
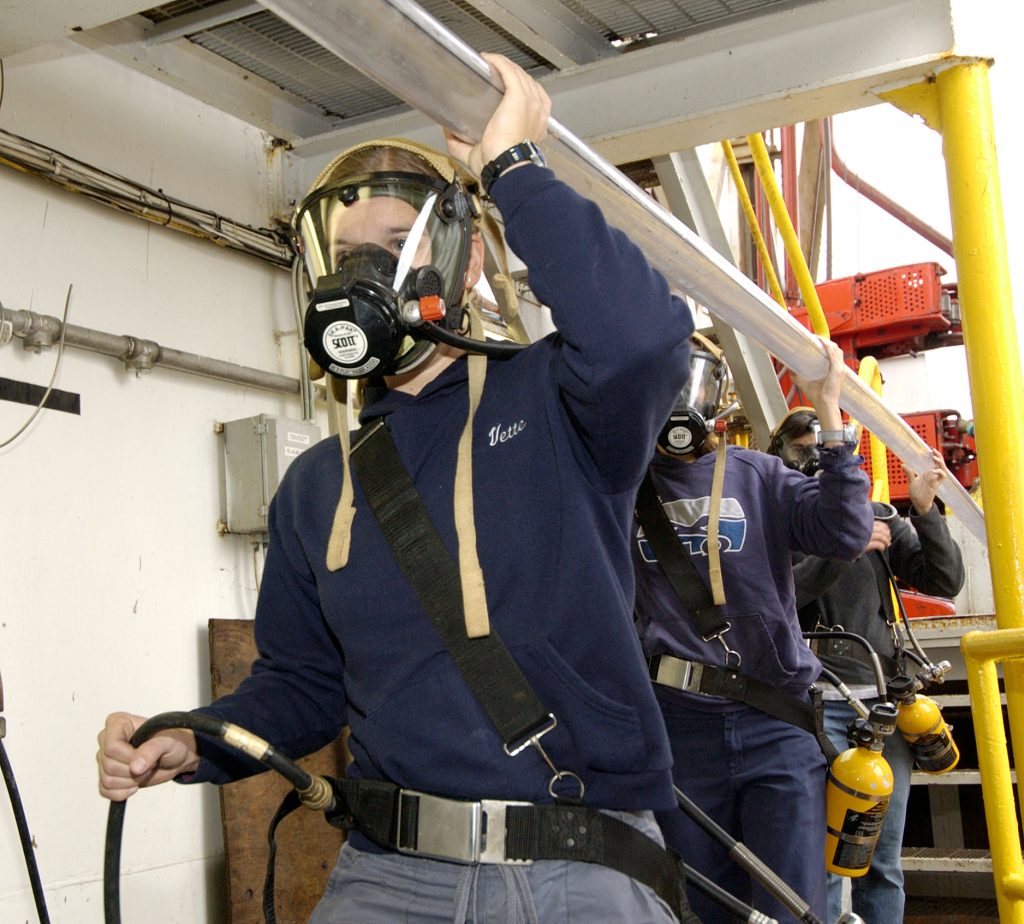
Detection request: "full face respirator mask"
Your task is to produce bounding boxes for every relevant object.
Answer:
[295,166,521,379]
[782,442,822,477]
[769,408,821,476]
[657,337,729,457]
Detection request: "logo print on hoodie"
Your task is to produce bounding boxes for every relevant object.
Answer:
[488,419,526,446]
[638,496,748,561]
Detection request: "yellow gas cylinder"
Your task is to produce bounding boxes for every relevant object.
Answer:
[825,703,897,877]
[888,675,960,773]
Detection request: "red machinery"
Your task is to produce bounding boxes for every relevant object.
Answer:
[780,261,976,503]
[855,409,978,503]
[796,262,962,360]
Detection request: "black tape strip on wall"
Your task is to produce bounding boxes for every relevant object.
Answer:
[0,377,80,415]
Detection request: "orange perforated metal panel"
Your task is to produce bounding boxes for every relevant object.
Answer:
[860,413,945,503]
[857,264,943,325]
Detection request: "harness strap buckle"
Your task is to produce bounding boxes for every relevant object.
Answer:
[395,790,533,864]
[702,622,742,669]
[650,654,705,694]
[503,713,557,758]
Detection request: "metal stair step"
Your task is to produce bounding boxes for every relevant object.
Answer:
[910,768,1018,785]
[901,846,993,872]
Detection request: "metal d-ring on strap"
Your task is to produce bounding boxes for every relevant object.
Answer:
[350,419,582,800]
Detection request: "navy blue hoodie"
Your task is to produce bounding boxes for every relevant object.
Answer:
[189,164,694,812]
[634,445,873,701]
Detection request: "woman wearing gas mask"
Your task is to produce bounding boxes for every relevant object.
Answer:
[632,336,874,924]
[776,420,964,924]
[98,54,701,923]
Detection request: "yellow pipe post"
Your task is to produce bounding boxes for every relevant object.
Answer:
[853,357,905,623]
[852,356,890,504]
[746,131,831,338]
[962,629,1024,922]
[937,62,1024,837]
[937,60,1024,628]
[721,140,788,308]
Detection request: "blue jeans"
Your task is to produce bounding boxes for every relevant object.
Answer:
[823,698,914,924]
[655,700,828,924]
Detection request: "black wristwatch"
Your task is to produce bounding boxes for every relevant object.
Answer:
[480,141,546,195]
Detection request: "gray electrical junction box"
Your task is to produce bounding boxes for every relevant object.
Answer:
[221,414,322,535]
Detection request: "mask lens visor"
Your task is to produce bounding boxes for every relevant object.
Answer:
[296,173,469,310]
[681,351,724,419]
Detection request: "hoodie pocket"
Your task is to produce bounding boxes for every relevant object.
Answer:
[531,642,654,775]
[724,611,800,685]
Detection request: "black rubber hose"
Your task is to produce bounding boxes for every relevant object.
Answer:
[103,711,323,924]
[802,629,889,699]
[683,861,777,922]
[421,320,527,357]
[103,801,125,924]
[674,786,823,924]
[1,739,52,924]
[876,553,935,670]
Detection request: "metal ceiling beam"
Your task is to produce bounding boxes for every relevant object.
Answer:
[459,0,617,67]
[261,0,985,541]
[71,15,335,140]
[292,0,960,165]
[652,149,789,450]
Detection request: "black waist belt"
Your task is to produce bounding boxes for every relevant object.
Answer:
[263,777,684,914]
[649,654,839,764]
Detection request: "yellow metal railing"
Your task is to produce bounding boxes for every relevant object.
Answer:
[721,139,787,309]
[745,131,831,339]
[962,629,1024,922]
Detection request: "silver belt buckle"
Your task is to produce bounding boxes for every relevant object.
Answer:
[397,790,481,863]
[654,655,704,694]
[479,800,533,864]
[396,791,534,865]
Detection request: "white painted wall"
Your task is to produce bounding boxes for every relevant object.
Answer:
[0,44,321,923]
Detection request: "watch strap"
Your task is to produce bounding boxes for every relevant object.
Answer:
[817,425,857,445]
[480,141,545,195]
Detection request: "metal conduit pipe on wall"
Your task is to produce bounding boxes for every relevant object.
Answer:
[0,128,294,269]
[262,0,986,543]
[0,305,307,397]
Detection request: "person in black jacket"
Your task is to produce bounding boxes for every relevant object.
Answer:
[773,417,965,924]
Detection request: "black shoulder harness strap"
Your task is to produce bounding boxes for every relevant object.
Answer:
[350,418,552,752]
[636,470,839,764]
[635,472,728,641]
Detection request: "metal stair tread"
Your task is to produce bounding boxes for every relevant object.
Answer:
[909,768,1017,785]
[901,846,992,872]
